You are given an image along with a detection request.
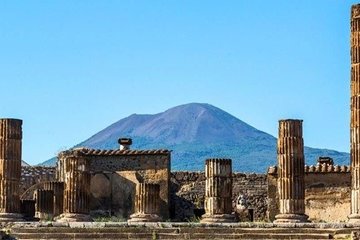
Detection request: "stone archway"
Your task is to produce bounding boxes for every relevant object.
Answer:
[21,182,48,200]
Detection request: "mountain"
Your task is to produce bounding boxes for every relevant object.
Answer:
[21,160,30,167]
[40,103,349,172]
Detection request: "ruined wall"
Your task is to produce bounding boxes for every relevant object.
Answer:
[58,149,171,220]
[88,154,170,219]
[305,171,350,222]
[20,166,56,197]
[19,164,351,223]
[267,165,351,223]
[170,172,267,221]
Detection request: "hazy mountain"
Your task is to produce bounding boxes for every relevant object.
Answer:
[21,160,30,167]
[40,103,349,172]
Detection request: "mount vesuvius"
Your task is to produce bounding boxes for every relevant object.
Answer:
[40,103,349,172]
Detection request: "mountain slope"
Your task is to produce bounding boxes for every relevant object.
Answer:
[40,103,349,172]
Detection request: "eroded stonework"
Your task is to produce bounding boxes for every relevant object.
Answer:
[274,120,308,223]
[268,164,351,222]
[201,158,235,223]
[0,119,23,221]
[350,3,360,223]
[57,148,171,220]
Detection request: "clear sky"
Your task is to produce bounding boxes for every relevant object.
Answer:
[0,1,357,165]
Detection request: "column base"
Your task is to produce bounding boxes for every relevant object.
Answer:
[200,214,236,223]
[127,213,162,223]
[56,213,92,222]
[348,213,360,223]
[0,213,23,222]
[274,213,309,223]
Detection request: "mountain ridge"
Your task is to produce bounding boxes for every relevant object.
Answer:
[40,103,349,172]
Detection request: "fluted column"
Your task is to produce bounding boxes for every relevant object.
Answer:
[0,119,23,221]
[201,158,235,223]
[128,183,162,222]
[34,189,54,221]
[44,181,64,217]
[350,4,360,224]
[57,155,91,222]
[274,120,308,223]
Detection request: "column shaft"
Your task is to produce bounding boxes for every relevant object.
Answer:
[274,120,308,223]
[35,189,54,220]
[0,119,23,221]
[128,183,162,222]
[57,156,91,222]
[201,158,235,223]
[350,4,360,223]
[44,181,64,217]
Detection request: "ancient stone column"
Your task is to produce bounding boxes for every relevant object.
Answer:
[57,155,91,222]
[274,120,308,223]
[34,189,54,221]
[44,181,64,217]
[0,118,23,221]
[128,183,162,222]
[350,4,360,224]
[201,158,235,223]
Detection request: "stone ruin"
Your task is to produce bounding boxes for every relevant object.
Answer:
[274,120,308,223]
[201,158,235,223]
[2,3,360,240]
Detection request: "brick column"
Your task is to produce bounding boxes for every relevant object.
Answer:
[34,189,54,220]
[201,158,235,223]
[128,183,162,222]
[44,181,64,217]
[350,4,360,223]
[0,119,23,221]
[274,120,308,223]
[57,155,91,222]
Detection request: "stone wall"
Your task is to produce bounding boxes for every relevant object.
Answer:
[170,172,268,221]
[20,166,56,197]
[267,165,351,223]
[19,165,352,223]
[19,168,268,221]
[58,148,171,220]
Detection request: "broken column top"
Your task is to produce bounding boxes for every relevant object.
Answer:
[0,119,23,139]
[0,118,22,122]
[205,158,232,177]
[205,158,232,164]
[352,4,360,19]
[278,119,303,138]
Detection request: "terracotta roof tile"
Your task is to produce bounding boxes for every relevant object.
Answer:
[267,164,350,174]
[59,147,170,157]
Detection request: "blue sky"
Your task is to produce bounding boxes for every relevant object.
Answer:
[0,1,357,165]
